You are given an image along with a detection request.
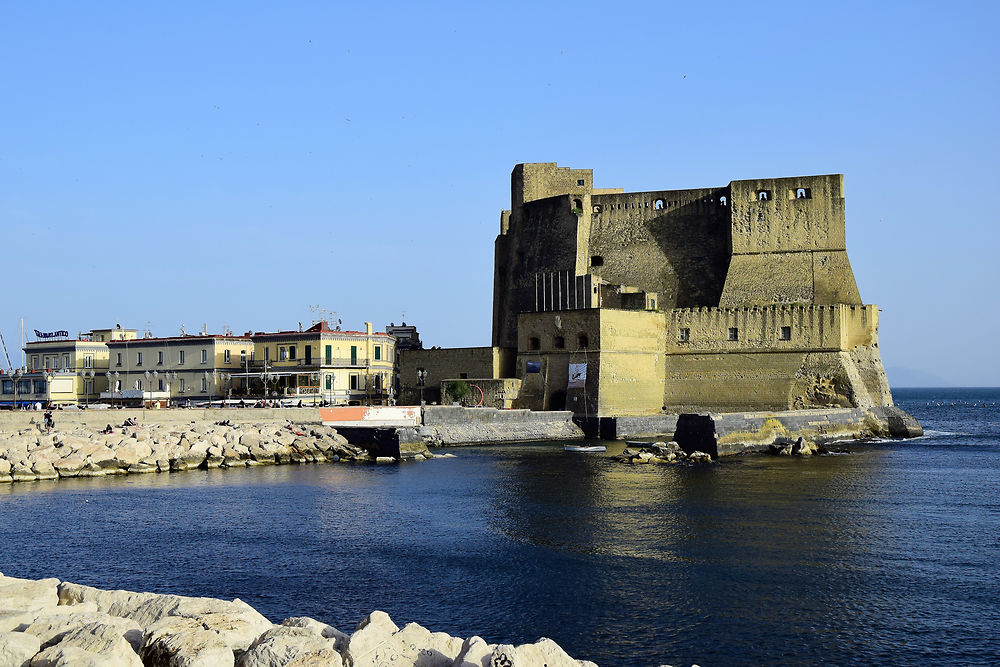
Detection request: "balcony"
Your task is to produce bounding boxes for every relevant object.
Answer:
[250,358,375,370]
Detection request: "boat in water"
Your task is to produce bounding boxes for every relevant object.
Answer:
[564,445,607,453]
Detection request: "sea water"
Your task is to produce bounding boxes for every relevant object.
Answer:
[1,388,998,665]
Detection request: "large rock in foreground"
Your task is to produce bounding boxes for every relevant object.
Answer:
[0,574,598,666]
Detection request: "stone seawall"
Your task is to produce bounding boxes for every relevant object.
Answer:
[0,573,597,666]
[418,407,583,446]
[673,406,923,457]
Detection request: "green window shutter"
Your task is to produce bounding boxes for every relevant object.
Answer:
[325,345,332,364]
[374,346,381,360]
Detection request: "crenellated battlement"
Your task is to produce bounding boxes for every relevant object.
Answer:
[666,304,878,354]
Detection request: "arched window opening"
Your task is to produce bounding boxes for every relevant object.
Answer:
[572,198,583,212]
[578,334,589,349]
[796,187,811,199]
[529,337,540,350]
[553,336,565,349]
[757,190,771,201]
[593,204,602,214]
[719,195,728,206]
[654,199,665,210]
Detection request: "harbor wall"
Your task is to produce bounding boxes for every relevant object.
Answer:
[418,406,583,445]
[673,406,923,457]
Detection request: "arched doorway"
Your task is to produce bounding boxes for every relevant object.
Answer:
[548,389,567,411]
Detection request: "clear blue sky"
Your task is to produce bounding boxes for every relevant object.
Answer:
[2,1,997,386]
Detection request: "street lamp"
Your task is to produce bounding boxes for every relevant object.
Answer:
[82,369,94,407]
[416,367,427,406]
[163,371,177,407]
[144,370,153,410]
[13,368,23,410]
[260,367,274,402]
[204,371,214,407]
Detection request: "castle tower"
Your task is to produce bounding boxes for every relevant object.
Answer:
[719,174,862,307]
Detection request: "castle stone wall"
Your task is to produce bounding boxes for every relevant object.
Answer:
[589,188,731,309]
[595,310,667,416]
[493,195,584,348]
[666,305,878,353]
[721,174,861,307]
[398,347,509,405]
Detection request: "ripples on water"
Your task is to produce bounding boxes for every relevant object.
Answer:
[1,388,999,665]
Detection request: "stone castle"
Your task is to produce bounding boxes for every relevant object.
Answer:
[400,163,895,418]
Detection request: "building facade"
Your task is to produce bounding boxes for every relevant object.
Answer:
[2,320,398,408]
[247,321,396,405]
[399,163,895,416]
[105,334,253,405]
[0,326,138,407]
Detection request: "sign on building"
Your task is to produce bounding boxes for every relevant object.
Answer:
[34,330,69,339]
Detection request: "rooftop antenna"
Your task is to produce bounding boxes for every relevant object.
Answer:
[144,321,153,339]
[201,323,208,336]
[180,323,187,336]
[222,322,232,336]
[309,304,335,327]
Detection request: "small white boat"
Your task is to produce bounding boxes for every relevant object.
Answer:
[564,444,606,453]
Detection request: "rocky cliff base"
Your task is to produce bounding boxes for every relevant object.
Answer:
[0,573,596,666]
[0,420,435,484]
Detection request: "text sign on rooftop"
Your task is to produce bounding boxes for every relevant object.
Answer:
[34,330,69,339]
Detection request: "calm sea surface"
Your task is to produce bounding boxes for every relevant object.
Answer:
[1,388,998,665]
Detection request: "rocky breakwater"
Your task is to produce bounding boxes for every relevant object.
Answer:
[0,573,596,666]
[618,441,714,465]
[621,438,834,463]
[0,421,435,484]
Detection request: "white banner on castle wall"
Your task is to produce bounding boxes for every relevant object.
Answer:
[568,363,587,388]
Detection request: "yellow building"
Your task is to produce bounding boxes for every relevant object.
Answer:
[104,334,253,405]
[1,325,137,407]
[2,321,399,408]
[247,321,396,405]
